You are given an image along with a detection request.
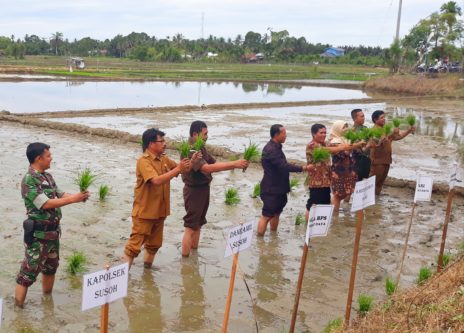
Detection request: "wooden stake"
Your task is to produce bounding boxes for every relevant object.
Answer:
[289,242,310,333]
[344,209,364,325]
[437,189,455,272]
[395,203,417,288]
[100,264,110,333]
[222,252,239,333]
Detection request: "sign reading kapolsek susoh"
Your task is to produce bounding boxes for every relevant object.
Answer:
[305,205,334,245]
[81,262,129,311]
[414,175,433,202]
[224,221,254,258]
[351,176,376,212]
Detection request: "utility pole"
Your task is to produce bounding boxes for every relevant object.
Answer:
[395,0,403,42]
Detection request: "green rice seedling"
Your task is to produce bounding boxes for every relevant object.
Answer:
[225,187,240,205]
[392,118,401,128]
[383,123,393,136]
[322,318,342,333]
[312,147,331,163]
[193,136,205,151]
[416,266,432,285]
[294,213,305,226]
[289,178,299,191]
[370,127,384,139]
[358,127,372,141]
[343,129,359,143]
[243,141,261,162]
[177,140,191,159]
[459,241,464,254]
[385,277,397,296]
[251,182,261,198]
[405,114,417,126]
[65,251,87,275]
[74,168,97,192]
[98,184,110,201]
[357,294,374,315]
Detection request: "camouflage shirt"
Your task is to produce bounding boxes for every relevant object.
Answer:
[21,167,64,224]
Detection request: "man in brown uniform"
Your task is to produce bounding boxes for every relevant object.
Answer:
[123,128,191,269]
[369,110,415,195]
[181,120,248,257]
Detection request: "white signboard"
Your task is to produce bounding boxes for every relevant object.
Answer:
[414,175,433,203]
[351,176,376,212]
[305,205,334,245]
[82,262,129,311]
[0,298,2,333]
[224,221,254,258]
[449,162,459,191]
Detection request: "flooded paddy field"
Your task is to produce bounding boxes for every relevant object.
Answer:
[0,80,368,113]
[0,122,463,333]
[43,98,464,183]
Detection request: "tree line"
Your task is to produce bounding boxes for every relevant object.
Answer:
[0,1,462,70]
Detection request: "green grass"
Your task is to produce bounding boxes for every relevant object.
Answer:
[98,184,110,201]
[289,178,299,191]
[251,182,261,198]
[177,140,191,158]
[438,252,453,267]
[243,142,261,162]
[312,147,331,163]
[65,251,88,275]
[74,168,97,192]
[225,187,240,205]
[294,213,305,226]
[405,114,417,126]
[385,277,397,296]
[392,118,401,128]
[416,266,432,285]
[193,136,205,151]
[357,294,375,315]
[322,318,343,333]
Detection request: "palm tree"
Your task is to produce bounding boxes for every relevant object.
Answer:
[440,1,462,35]
[50,32,63,55]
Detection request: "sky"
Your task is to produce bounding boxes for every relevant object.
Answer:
[1,0,461,47]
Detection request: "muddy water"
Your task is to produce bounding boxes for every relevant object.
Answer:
[0,123,462,333]
[0,81,369,113]
[46,99,464,183]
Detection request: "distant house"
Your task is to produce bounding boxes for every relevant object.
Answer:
[321,47,345,58]
[207,52,218,58]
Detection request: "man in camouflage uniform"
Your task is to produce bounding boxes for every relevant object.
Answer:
[15,142,89,308]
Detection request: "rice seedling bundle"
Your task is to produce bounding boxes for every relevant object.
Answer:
[193,136,205,151]
[243,142,261,162]
[294,213,305,225]
[357,294,374,315]
[358,127,372,141]
[65,251,87,275]
[98,184,110,201]
[392,118,401,128]
[343,129,359,143]
[311,147,331,163]
[370,127,384,139]
[416,266,432,285]
[251,182,261,198]
[74,168,97,192]
[322,318,342,333]
[225,187,240,205]
[177,140,191,159]
[385,277,397,296]
[289,178,299,191]
[405,114,417,126]
[383,123,393,136]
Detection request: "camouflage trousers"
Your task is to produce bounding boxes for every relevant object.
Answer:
[16,238,60,287]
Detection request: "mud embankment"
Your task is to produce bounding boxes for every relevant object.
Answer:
[1,113,462,197]
[364,75,464,96]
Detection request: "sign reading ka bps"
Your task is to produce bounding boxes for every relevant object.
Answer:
[81,262,129,311]
[224,221,254,258]
[305,205,334,245]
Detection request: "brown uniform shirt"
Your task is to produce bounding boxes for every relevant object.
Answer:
[306,141,331,188]
[181,139,216,187]
[131,150,177,219]
[370,126,393,165]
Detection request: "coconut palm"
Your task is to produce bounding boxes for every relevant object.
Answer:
[440,1,462,35]
[50,32,63,55]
